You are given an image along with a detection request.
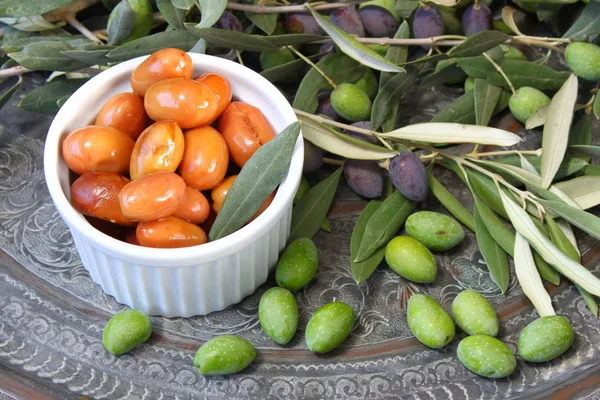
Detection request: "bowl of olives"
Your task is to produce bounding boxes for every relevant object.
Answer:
[44,49,303,317]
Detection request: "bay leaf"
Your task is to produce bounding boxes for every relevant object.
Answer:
[298,116,397,160]
[554,176,600,210]
[474,79,502,126]
[209,122,301,241]
[562,1,600,42]
[18,78,88,114]
[307,5,404,73]
[8,41,90,71]
[185,25,279,52]
[371,67,418,130]
[197,0,226,29]
[355,191,416,263]
[541,74,578,188]
[448,31,510,58]
[0,0,71,17]
[514,232,556,317]
[293,53,365,113]
[156,0,186,30]
[474,206,510,293]
[108,0,135,45]
[0,75,22,110]
[289,167,343,242]
[431,90,476,124]
[428,172,476,232]
[351,200,385,283]
[108,30,199,60]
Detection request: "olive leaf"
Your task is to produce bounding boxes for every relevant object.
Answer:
[540,74,578,188]
[156,0,186,30]
[501,6,525,35]
[568,115,592,161]
[568,145,600,159]
[108,0,135,45]
[525,104,548,130]
[474,79,502,126]
[0,0,71,17]
[380,21,410,88]
[209,122,301,241]
[536,198,600,241]
[262,34,326,47]
[494,155,587,182]
[306,5,404,73]
[355,191,416,263]
[196,0,226,29]
[298,116,397,160]
[371,67,418,130]
[380,123,521,146]
[428,172,476,232]
[260,57,313,82]
[2,36,89,53]
[108,30,199,60]
[0,75,22,110]
[8,42,91,71]
[293,53,365,113]
[351,200,385,283]
[244,1,277,35]
[473,195,515,257]
[431,90,476,124]
[466,170,508,219]
[447,31,510,58]
[63,47,114,66]
[594,94,600,120]
[500,190,600,297]
[18,78,88,114]
[514,232,556,317]
[171,0,195,9]
[289,167,343,242]
[420,62,466,89]
[395,0,419,17]
[189,38,206,54]
[0,15,60,31]
[474,206,510,293]
[185,26,279,52]
[554,176,600,210]
[562,1,600,41]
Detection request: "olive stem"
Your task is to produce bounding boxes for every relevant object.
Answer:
[482,51,516,95]
[472,149,542,158]
[226,1,366,14]
[0,65,33,79]
[65,14,103,44]
[235,50,245,66]
[287,46,337,89]
[323,157,344,166]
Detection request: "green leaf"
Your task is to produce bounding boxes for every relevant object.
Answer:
[396,0,419,18]
[473,195,515,257]
[514,233,556,317]
[197,0,226,29]
[8,41,90,71]
[62,47,114,66]
[156,0,186,30]
[260,57,311,82]
[320,218,331,232]
[431,90,476,124]
[537,198,600,241]
[355,191,416,262]
[568,145,600,159]
[245,2,277,35]
[0,0,71,17]
[188,26,279,52]
[108,0,135,45]
[189,38,206,54]
[306,5,404,73]
[533,251,561,286]
[594,93,600,120]
[474,79,502,126]
[0,75,22,110]
[474,206,510,293]
[554,176,600,210]
[494,155,588,182]
[380,122,521,146]
[209,122,301,241]
[108,30,199,60]
[262,34,326,47]
[298,116,397,160]
[541,74,578,188]
[351,200,385,283]
[400,53,449,67]
[466,169,508,219]
[568,115,592,161]
[371,67,418,130]
[428,172,476,232]
[18,78,88,115]
[562,1,600,42]
[289,167,343,242]
[525,104,548,130]
[420,62,467,89]
[171,0,195,9]
[1,36,88,53]
[380,21,410,89]
[292,53,365,113]
[448,31,510,58]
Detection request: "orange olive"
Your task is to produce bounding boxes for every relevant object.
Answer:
[94,93,146,140]
[62,125,135,175]
[172,187,210,225]
[118,171,186,221]
[130,48,193,97]
[129,120,184,180]
[218,102,276,167]
[211,174,275,220]
[136,216,207,248]
[179,126,229,190]
[144,78,218,129]
[200,206,218,233]
[124,228,141,245]
[194,72,232,124]
[71,172,136,227]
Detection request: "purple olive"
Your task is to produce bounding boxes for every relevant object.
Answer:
[329,6,365,36]
[318,42,336,61]
[389,151,428,202]
[213,10,243,31]
[462,4,492,37]
[344,160,383,198]
[303,139,324,173]
[344,121,378,144]
[413,6,445,41]
[317,92,341,121]
[282,12,325,35]
[358,5,398,38]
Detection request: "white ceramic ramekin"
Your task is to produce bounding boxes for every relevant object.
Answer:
[44,53,303,317]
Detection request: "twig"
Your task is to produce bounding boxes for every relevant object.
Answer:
[323,157,344,166]
[483,51,516,95]
[65,14,103,44]
[0,66,33,79]
[287,46,337,89]
[471,149,542,158]
[354,37,464,47]
[226,1,366,13]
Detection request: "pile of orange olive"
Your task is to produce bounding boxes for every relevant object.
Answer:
[62,48,277,248]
